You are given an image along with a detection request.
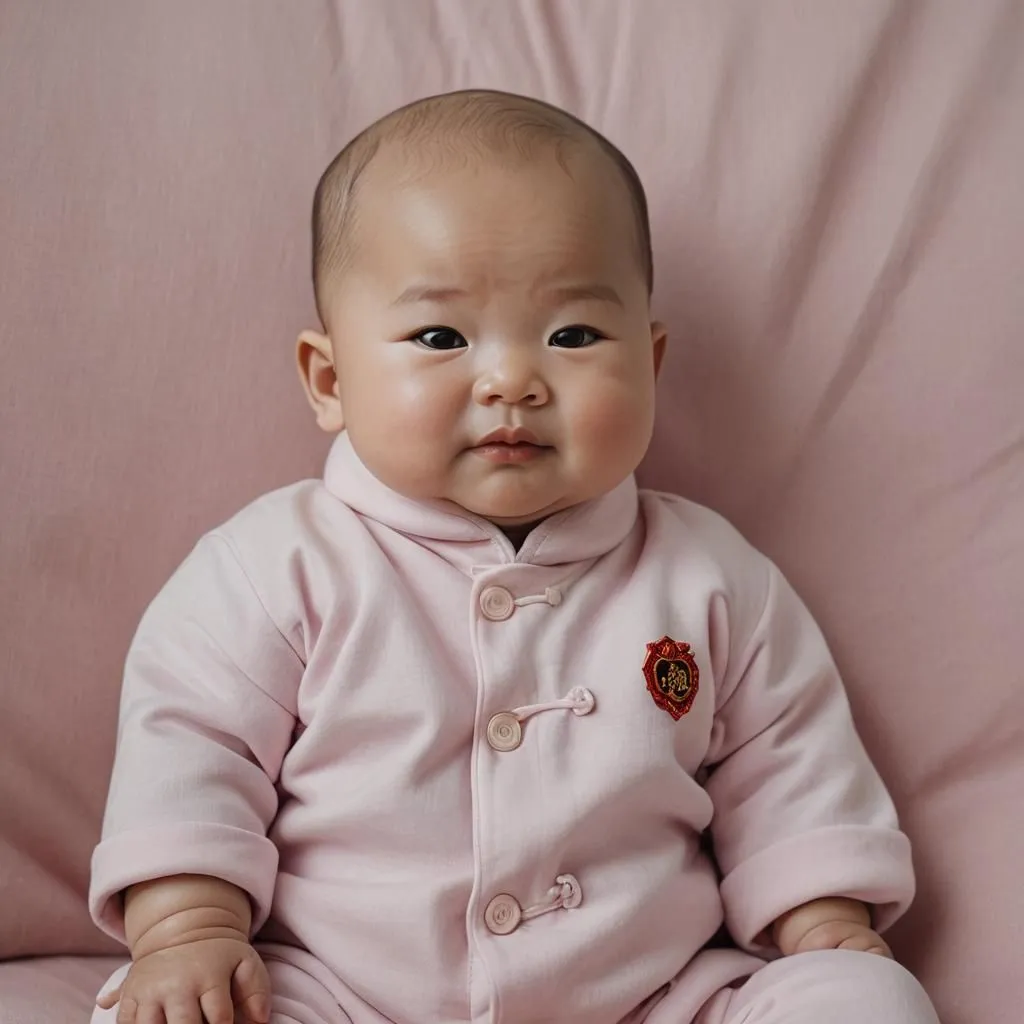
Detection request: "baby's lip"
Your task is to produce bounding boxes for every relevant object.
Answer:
[474,426,548,447]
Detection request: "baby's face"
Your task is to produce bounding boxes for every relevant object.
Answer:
[306,144,665,527]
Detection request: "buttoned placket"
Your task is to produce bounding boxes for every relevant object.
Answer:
[467,566,595,1020]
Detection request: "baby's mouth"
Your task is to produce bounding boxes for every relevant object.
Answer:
[470,440,552,465]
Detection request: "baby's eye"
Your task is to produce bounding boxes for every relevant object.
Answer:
[411,327,467,350]
[548,325,604,349]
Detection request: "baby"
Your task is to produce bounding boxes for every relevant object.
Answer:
[90,91,940,1024]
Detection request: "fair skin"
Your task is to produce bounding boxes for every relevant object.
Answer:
[99,143,889,1024]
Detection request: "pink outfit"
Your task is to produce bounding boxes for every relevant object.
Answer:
[89,435,934,1024]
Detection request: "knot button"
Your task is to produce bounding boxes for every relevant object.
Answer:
[556,873,583,909]
[569,687,596,716]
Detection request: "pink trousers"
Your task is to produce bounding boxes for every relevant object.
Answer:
[94,949,939,1024]
[689,950,940,1024]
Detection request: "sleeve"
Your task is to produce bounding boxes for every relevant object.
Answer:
[702,559,915,955]
[89,533,303,943]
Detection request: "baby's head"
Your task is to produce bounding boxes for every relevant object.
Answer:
[298,90,665,532]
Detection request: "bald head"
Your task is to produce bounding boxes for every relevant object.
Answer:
[310,89,653,325]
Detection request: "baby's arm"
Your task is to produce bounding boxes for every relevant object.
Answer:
[702,558,915,956]
[89,534,304,1016]
[97,874,271,1024]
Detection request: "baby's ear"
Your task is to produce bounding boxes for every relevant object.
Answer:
[296,330,344,433]
[651,322,668,378]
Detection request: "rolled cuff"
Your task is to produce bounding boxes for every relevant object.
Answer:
[89,822,279,944]
[719,825,915,954]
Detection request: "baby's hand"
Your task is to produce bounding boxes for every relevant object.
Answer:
[96,935,271,1024]
[771,897,893,959]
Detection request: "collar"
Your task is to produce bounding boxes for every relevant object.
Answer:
[322,431,639,572]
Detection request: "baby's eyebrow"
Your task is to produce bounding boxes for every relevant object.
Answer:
[544,283,623,307]
[391,285,469,306]
[389,282,624,307]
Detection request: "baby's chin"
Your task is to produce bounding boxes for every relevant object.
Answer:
[453,490,575,527]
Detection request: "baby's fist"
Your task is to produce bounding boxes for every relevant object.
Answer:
[96,935,271,1024]
[772,897,893,959]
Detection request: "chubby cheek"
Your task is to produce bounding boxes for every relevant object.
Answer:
[566,375,656,476]
[342,369,465,497]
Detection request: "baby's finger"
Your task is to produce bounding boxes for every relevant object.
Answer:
[115,996,140,1024]
[96,985,122,1010]
[839,934,893,958]
[231,955,271,1024]
[133,1001,168,1024]
[163,997,203,1024]
[236,989,271,1024]
[199,986,236,1024]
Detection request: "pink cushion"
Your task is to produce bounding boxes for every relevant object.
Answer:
[1,3,1021,1022]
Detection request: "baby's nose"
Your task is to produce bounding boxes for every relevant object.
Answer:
[473,354,549,406]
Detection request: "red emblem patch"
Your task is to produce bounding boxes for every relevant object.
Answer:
[643,636,700,720]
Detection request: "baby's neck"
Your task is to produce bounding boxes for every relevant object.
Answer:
[498,520,541,551]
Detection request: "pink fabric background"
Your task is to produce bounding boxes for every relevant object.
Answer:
[1,2,1021,1022]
